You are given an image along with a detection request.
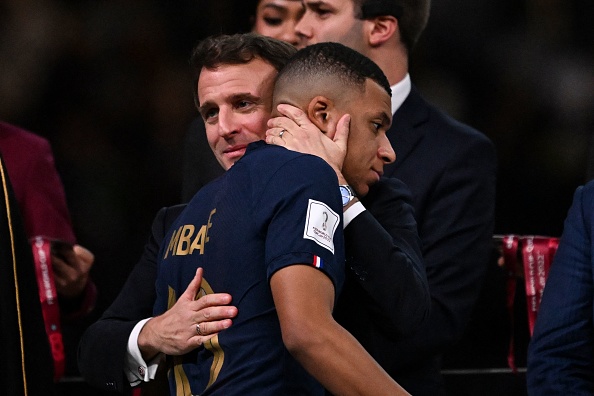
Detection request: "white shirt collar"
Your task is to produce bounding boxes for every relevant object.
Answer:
[390,73,411,115]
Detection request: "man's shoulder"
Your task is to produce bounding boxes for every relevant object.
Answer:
[153,204,187,231]
[397,87,485,145]
[390,88,496,188]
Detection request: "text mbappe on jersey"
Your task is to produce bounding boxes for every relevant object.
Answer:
[163,208,216,258]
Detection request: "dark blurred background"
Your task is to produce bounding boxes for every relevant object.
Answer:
[1,0,593,394]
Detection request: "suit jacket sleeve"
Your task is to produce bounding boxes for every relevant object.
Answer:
[78,205,184,393]
[527,183,594,394]
[342,177,430,336]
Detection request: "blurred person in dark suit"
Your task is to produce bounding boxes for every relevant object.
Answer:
[527,180,594,394]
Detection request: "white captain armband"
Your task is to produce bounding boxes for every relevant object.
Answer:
[343,201,366,228]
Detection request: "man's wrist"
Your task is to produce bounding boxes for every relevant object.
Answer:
[336,173,348,185]
[137,317,160,361]
[126,318,161,385]
[343,196,359,211]
[339,184,356,208]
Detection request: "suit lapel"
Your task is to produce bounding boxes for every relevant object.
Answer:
[384,86,430,177]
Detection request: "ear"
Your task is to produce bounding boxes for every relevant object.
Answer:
[306,96,340,139]
[366,15,398,47]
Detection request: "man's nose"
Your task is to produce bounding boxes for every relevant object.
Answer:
[294,14,312,44]
[379,136,396,164]
[281,22,303,47]
[217,108,239,138]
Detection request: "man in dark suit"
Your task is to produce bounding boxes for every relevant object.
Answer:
[270,1,496,394]
[527,180,594,394]
[79,33,428,393]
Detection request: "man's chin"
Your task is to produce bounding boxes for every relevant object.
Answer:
[221,150,247,169]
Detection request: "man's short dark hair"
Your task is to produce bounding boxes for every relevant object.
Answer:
[276,41,391,98]
[354,0,431,53]
[190,33,297,106]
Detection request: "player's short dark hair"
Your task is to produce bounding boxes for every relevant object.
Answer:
[276,41,391,97]
[354,0,431,53]
[190,33,297,106]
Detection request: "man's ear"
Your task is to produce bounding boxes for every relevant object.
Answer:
[366,15,398,47]
[306,96,339,138]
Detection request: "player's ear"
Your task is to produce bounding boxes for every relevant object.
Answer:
[306,96,339,138]
[366,15,398,47]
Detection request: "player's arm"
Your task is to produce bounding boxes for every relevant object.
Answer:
[270,264,410,396]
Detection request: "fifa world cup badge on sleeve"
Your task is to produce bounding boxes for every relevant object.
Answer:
[303,199,339,253]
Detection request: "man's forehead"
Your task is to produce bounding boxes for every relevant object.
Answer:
[199,59,275,80]
[304,0,354,8]
[197,59,277,101]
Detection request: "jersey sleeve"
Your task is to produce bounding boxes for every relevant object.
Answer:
[260,154,345,294]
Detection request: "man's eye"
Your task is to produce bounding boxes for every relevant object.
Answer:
[237,101,252,109]
[263,17,283,26]
[204,108,218,120]
[314,7,331,17]
[373,122,382,131]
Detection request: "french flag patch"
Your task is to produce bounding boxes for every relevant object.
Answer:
[312,255,324,269]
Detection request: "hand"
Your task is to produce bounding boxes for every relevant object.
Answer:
[52,243,94,298]
[266,104,350,181]
[138,268,238,359]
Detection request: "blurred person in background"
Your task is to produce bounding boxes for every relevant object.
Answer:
[527,180,594,394]
[0,152,54,396]
[0,121,96,379]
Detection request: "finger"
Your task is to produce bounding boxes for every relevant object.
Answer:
[53,261,79,283]
[194,318,234,340]
[182,267,204,301]
[265,127,286,138]
[275,104,310,127]
[193,303,238,324]
[53,245,77,268]
[265,135,276,145]
[51,256,71,277]
[334,114,351,149]
[265,134,285,147]
[194,290,234,307]
[73,245,95,268]
[267,115,299,131]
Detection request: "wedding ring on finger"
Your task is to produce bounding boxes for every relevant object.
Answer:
[196,323,203,336]
[279,129,286,139]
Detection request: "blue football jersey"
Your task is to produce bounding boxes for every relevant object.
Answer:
[154,141,345,395]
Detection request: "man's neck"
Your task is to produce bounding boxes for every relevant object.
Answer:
[368,43,409,86]
[390,74,411,114]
